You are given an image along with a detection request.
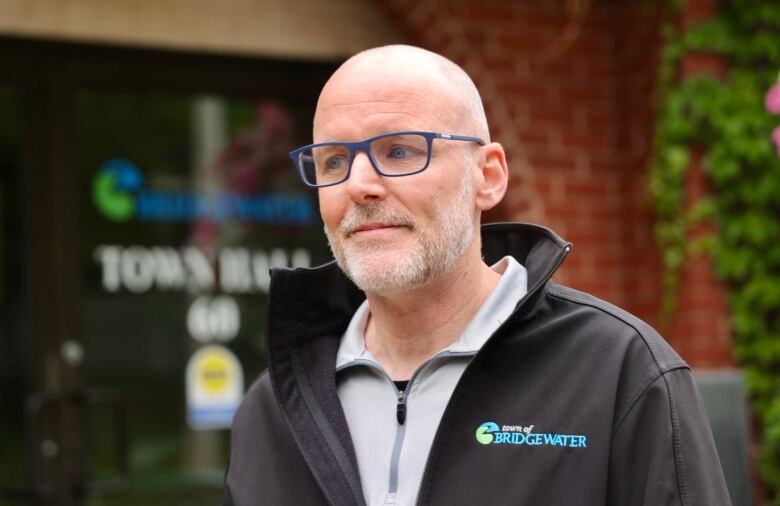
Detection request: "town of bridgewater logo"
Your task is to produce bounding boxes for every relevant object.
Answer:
[475,421,588,448]
[92,158,314,225]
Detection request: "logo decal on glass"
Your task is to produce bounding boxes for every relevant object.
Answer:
[92,159,314,225]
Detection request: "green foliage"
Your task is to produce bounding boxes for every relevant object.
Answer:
[651,0,780,501]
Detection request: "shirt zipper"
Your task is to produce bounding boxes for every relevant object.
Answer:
[414,244,571,506]
[338,351,472,501]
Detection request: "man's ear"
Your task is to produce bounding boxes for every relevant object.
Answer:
[475,142,509,211]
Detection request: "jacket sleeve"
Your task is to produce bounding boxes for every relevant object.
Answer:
[607,367,732,506]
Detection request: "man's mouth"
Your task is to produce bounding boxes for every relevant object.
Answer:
[348,223,409,237]
[337,204,415,238]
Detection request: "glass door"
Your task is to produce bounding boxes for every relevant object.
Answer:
[75,88,330,504]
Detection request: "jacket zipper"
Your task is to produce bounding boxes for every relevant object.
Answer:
[387,358,441,498]
[396,390,406,425]
[386,382,407,502]
[414,244,571,506]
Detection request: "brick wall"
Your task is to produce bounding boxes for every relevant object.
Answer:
[374,0,734,368]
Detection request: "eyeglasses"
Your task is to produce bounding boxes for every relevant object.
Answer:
[288,130,486,188]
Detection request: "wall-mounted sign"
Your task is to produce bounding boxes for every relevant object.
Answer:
[92,159,314,225]
[185,345,244,430]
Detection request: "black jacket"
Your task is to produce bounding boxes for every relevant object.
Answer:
[224,223,731,505]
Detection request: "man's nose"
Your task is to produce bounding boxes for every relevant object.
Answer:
[345,151,386,203]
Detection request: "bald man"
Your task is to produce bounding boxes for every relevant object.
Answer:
[224,46,731,506]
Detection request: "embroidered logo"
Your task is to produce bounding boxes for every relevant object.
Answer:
[475,421,499,444]
[475,421,587,448]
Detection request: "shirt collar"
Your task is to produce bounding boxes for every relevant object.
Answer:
[335,256,528,370]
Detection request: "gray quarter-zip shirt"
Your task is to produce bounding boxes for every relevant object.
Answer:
[335,256,528,506]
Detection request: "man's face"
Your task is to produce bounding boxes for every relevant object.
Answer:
[314,66,478,295]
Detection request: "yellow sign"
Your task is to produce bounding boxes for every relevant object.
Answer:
[185,345,244,430]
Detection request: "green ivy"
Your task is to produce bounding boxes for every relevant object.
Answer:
[650,0,780,501]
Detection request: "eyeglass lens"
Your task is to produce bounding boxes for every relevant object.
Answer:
[298,133,429,186]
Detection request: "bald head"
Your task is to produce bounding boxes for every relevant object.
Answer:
[313,45,489,142]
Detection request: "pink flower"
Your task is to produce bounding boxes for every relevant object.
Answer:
[765,83,780,114]
[772,125,780,157]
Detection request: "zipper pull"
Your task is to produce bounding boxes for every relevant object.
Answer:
[396,390,406,425]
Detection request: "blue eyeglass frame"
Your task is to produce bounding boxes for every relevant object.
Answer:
[288,130,486,188]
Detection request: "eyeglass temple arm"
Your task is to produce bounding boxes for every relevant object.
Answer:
[436,133,486,145]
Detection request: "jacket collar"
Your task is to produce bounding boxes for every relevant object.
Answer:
[269,222,571,345]
[265,222,571,506]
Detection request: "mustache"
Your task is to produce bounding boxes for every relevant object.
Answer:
[338,204,415,236]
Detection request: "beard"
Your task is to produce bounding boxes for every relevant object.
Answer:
[324,171,474,295]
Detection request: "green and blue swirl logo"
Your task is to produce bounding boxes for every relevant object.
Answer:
[92,159,142,222]
[476,421,499,445]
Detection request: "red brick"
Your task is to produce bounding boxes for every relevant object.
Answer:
[682,0,720,29]
[560,131,612,150]
[521,10,567,28]
[681,52,729,79]
[465,4,516,23]
[517,129,549,146]
[528,106,573,125]
[592,207,624,223]
[496,81,548,97]
[584,109,620,127]
[527,154,576,171]
[594,253,622,271]
[674,345,734,367]
[496,33,547,49]
[480,55,516,72]
[564,180,611,197]
[567,229,616,246]
[546,203,584,221]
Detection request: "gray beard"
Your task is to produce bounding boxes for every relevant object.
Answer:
[324,173,474,295]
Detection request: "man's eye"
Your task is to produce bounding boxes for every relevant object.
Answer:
[325,156,347,170]
[389,146,413,159]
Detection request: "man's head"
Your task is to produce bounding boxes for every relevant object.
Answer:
[310,45,508,295]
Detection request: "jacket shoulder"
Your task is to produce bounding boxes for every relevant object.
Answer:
[545,282,687,374]
[540,283,690,433]
[234,370,274,422]
[543,284,731,503]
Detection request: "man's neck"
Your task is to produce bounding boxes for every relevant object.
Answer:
[363,249,501,380]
